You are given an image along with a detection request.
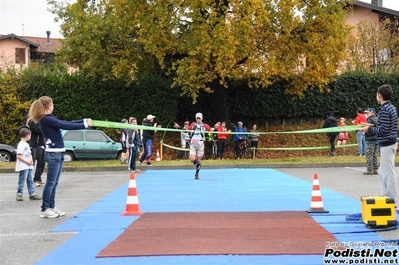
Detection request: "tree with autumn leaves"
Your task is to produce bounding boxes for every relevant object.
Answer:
[48,0,350,121]
[347,17,399,72]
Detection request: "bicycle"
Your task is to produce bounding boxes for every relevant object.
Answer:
[204,139,218,160]
[234,138,252,159]
[174,140,190,160]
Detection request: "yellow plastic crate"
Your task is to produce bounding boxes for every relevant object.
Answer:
[361,196,396,227]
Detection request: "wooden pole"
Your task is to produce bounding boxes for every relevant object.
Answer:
[160,140,163,160]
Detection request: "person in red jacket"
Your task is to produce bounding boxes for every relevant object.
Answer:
[187,113,213,179]
[337,117,349,145]
[351,108,367,156]
[336,117,349,155]
[217,121,230,160]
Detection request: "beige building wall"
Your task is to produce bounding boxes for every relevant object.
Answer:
[346,5,379,25]
[339,5,382,73]
[0,38,30,70]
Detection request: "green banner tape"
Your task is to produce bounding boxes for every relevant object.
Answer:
[91,120,363,152]
[291,125,361,134]
[162,142,189,152]
[92,120,360,135]
[256,143,357,151]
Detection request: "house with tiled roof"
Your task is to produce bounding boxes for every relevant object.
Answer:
[348,0,399,26]
[0,31,61,71]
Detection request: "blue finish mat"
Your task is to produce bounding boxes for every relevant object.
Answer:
[35,169,393,265]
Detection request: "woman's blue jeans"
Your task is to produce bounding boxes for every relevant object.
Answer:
[356,131,366,156]
[42,152,64,212]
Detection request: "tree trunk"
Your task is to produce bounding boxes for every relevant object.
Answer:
[206,81,229,124]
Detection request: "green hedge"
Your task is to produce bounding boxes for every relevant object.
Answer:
[3,67,399,144]
[228,71,399,121]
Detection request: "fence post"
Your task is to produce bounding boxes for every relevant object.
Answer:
[160,140,163,160]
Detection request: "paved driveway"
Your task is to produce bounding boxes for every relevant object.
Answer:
[1,166,398,265]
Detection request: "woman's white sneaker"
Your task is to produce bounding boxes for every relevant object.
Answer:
[40,209,59,218]
[51,208,66,217]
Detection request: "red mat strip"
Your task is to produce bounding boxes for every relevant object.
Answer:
[97,211,337,257]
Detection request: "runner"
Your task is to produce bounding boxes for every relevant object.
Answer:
[187,112,213,179]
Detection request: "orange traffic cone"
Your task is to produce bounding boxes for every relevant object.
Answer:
[122,173,144,216]
[306,174,329,213]
[156,150,161,161]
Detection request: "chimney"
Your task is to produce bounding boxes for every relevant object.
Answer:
[371,0,383,7]
[46,31,51,44]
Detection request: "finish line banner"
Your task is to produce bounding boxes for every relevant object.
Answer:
[91,120,362,135]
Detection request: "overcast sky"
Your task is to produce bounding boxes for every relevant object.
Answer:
[1,0,399,39]
[0,0,67,38]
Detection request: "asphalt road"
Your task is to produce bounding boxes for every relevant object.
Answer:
[1,165,398,265]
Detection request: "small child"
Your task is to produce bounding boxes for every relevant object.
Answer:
[15,128,41,201]
[336,117,348,146]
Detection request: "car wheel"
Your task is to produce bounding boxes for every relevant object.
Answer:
[0,151,12,162]
[64,152,74,162]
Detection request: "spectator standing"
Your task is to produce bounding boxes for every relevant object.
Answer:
[187,112,213,179]
[127,117,141,173]
[173,121,190,159]
[336,117,349,155]
[120,119,129,164]
[28,119,46,186]
[138,114,159,166]
[217,121,230,160]
[322,111,338,157]
[250,124,260,158]
[352,108,367,156]
[29,96,92,218]
[363,108,379,175]
[209,121,221,141]
[337,117,348,146]
[360,84,398,207]
[233,121,250,159]
[15,128,41,201]
[213,122,221,135]
[181,121,190,149]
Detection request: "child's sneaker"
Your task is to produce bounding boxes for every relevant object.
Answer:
[16,195,23,201]
[29,194,42,200]
[39,209,58,218]
[51,208,66,217]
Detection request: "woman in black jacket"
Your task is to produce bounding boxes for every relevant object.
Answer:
[322,111,339,157]
[138,114,159,166]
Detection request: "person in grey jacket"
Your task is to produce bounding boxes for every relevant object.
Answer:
[363,108,379,175]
